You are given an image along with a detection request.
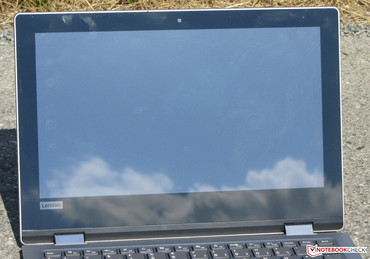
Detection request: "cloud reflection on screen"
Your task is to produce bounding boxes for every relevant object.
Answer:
[43,156,323,198]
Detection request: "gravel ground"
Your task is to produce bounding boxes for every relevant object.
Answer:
[0,25,369,259]
[340,36,370,258]
[0,24,13,46]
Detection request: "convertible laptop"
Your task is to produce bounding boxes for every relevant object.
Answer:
[15,7,360,259]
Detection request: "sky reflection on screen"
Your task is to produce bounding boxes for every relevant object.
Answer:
[35,27,324,199]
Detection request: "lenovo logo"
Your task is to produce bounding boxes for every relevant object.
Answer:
[40,201,63,210]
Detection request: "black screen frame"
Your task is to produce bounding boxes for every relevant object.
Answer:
[15,8,342,244]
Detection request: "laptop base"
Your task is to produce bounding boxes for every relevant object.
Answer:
[22,232,360,259]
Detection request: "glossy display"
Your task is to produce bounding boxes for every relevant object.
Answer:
[15,9,342,234]
[35,27,324,199]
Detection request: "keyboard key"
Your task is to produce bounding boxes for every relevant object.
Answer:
[149,252,169,259]
[65,250,81,256]
[175,246,190,252]
[193,245,208,251]
[190,251,209,258]
[106,255,124,259]
[84,250,100,256]
[140,247,154,253]
[293,246,308,256]
[128,254,147,259]
[211,244,226,250]
[252,248,272,257]
[157,246,172,253]
[317,240,334,246]
[65,256,80,259]
[103,249,117,255]
[281,256,301,259]
[228,244,244,250]
[299,240,315,246]
[44,251,62,257]
[170,251,189,259]
[121,248,136,254]
[84,256,103,259]
[246,243,262,249]
[264,242,280,248]
[324,255,342,259]
[211,250,230,258]
[231,249,252,258]
[273,247,293,256]
[282,241,298,247]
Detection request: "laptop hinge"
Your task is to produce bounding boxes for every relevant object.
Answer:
[285,224,314,236]
[54,233,85,246]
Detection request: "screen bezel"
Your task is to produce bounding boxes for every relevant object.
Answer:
[15,8,342,243]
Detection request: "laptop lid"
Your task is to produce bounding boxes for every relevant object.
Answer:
[15,7,342,244]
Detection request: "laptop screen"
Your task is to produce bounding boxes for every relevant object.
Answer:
[16,9,342,238]
[35,27,324,199]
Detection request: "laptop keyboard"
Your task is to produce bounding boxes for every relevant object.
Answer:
[43,238,341,259]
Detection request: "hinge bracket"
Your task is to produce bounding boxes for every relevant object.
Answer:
[54,233,85,245]
[285,224,314,236]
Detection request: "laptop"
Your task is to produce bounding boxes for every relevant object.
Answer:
[14,7,361,259]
